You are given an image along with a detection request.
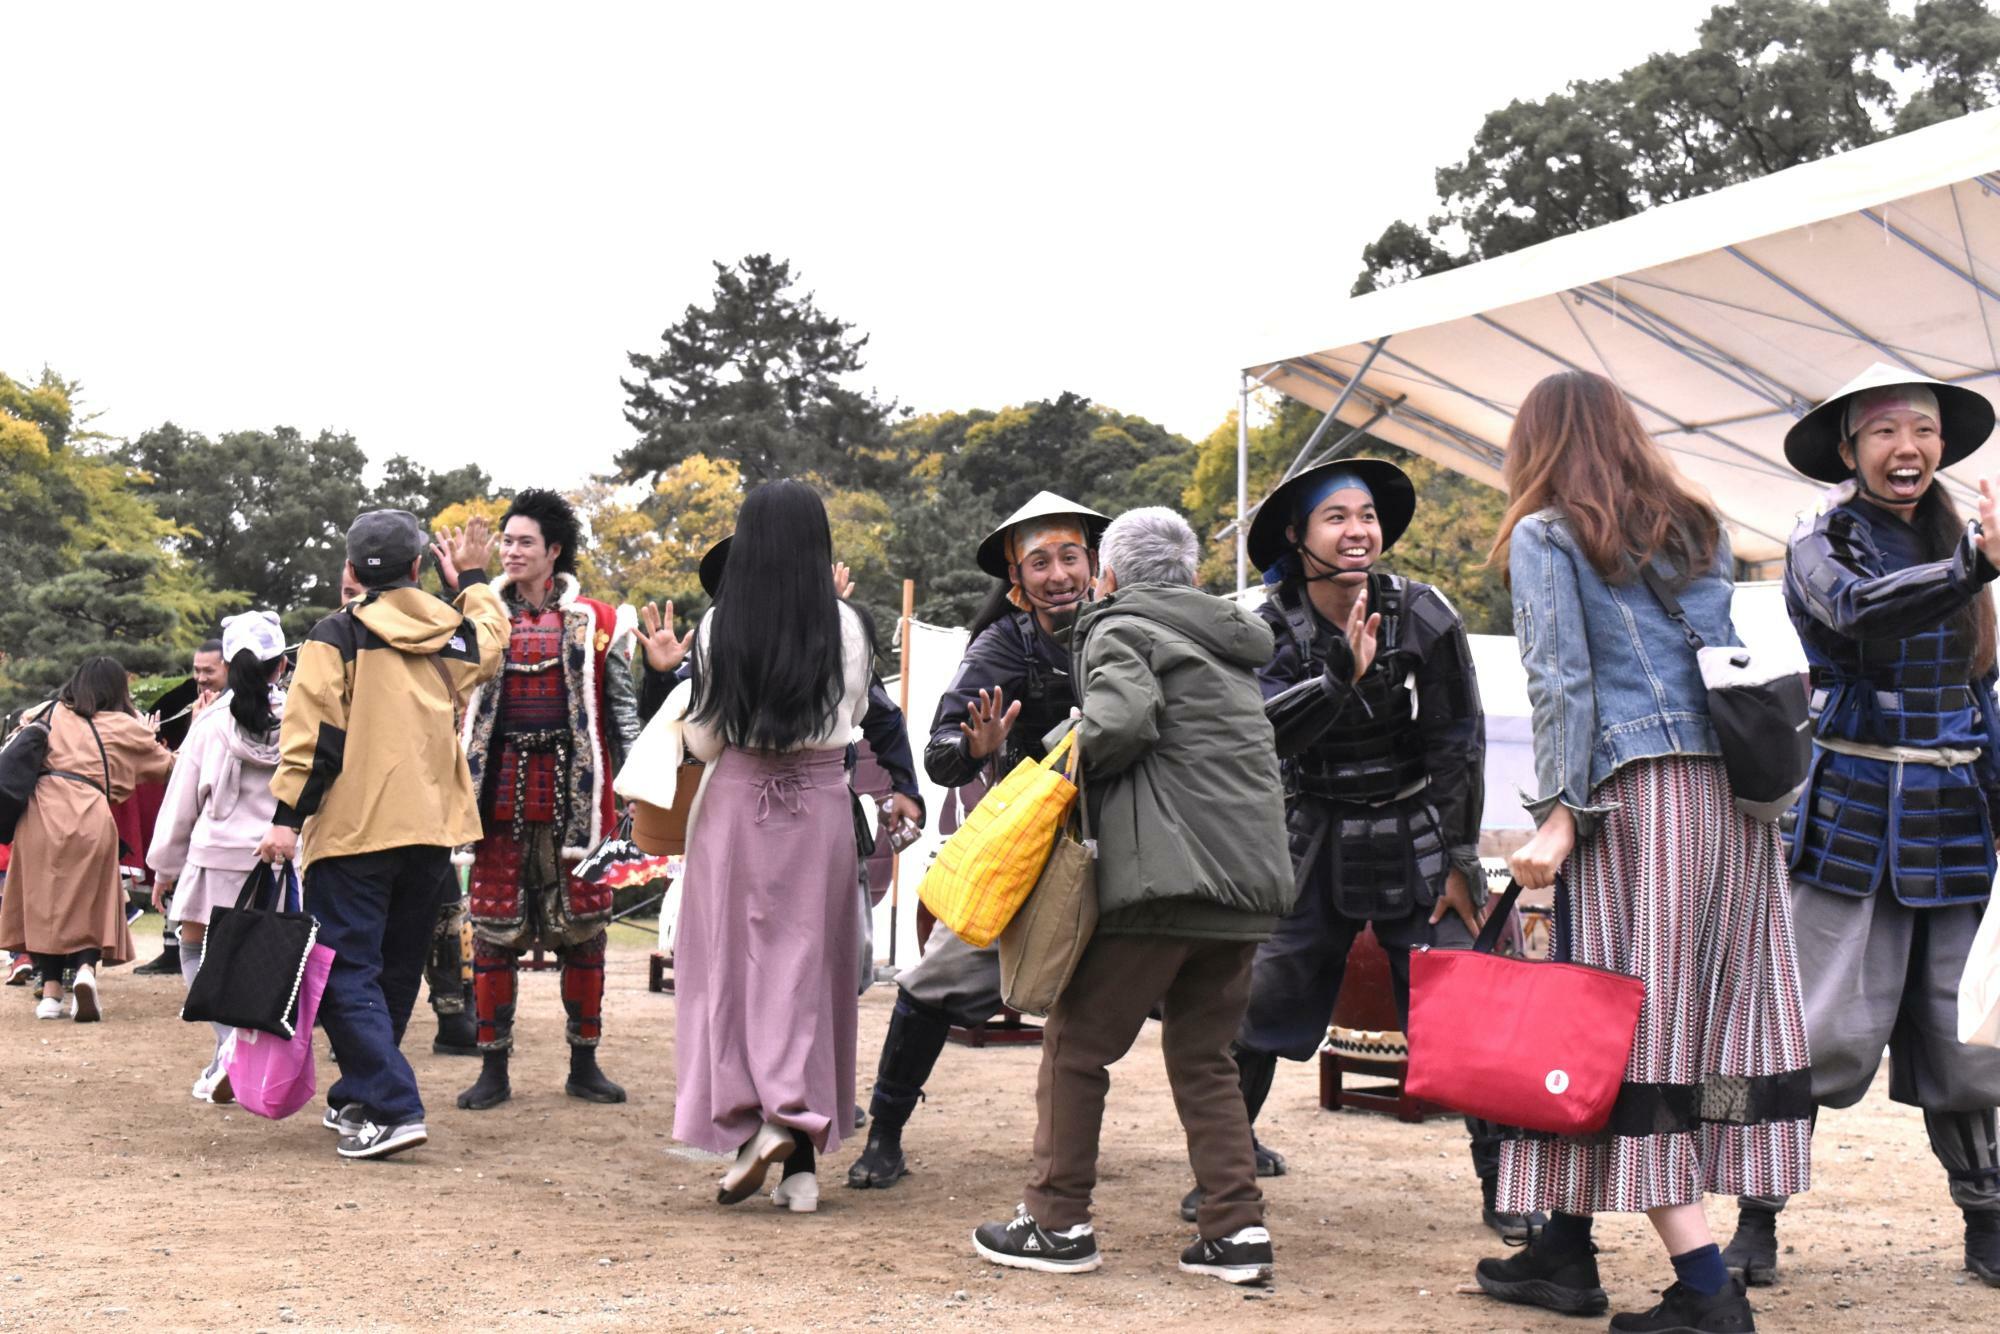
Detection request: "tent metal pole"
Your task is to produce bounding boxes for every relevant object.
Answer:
[1474,313,1813,488]
[1571,286,1804,411]
[1858,207,2000,308]
[1290,355,1505,466]
[1722,245,1928,375]
[1275,337,1389,488]
[1237,373,1250,593]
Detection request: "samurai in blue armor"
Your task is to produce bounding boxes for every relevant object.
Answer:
[1722,367,2000,1289]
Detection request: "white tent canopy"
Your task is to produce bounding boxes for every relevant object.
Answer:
[1242,109,2000,569]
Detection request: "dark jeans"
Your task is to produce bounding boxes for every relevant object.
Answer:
[1026,935,1263,1240]
[306,846,451,1126]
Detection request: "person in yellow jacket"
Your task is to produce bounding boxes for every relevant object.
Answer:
[255,509,508,1161]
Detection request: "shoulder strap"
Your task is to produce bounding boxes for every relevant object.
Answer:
[1639,565,1707,653]
[1274,582,1317,660]
[84,716,111,797]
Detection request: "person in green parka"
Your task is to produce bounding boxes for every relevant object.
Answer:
[970,506,1315,1288]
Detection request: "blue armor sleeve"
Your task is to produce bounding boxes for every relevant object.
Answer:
[1787,503,1997,642]
[924,618,1034,789]
[1255,597,1359,758]
[861,676,924,818]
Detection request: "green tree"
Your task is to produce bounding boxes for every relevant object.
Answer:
[0,370,226,708]
[1354,0,1999,292]
[619,255,898,490]
[370,456,495,527]
[122,424,372,618]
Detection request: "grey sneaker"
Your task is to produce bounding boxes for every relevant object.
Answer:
[336,1119,428,1160]
[321,1103,367,1136]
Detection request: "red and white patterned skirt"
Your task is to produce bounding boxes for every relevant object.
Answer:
[1497,755,1814,1214]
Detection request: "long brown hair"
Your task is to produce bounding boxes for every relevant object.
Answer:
[59,655,136,719]
[1491,370,1720,585]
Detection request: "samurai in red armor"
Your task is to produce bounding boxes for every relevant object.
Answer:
[448,490,640,1110]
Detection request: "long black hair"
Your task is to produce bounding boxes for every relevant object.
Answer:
[226,649,286,737]
[60,656,135,719]
[501,488,580,578]
[689,480,845,751]
[1914,484,1997,677]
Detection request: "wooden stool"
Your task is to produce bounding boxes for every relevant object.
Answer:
[1317,922,1447,1122]
[648,951,673,994]
[915,903,1045,1049]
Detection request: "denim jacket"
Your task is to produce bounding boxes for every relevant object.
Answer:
[1510,510,1735,837]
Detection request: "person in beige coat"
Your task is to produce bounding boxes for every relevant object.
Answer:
[1,656,175,1021]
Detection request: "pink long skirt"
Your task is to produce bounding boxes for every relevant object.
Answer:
[672,746,860,1156]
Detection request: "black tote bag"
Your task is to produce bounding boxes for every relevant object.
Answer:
[182,862,321,1038]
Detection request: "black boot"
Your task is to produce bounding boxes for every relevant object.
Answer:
[456,1049,511,1110]
[432,1007,478,1057]
[565,1045,626,1103]
[847,994,951,1189]
[1608,1277,1755,1332]
[1720,1203,1780,1287]
[133,945,182,976]
[1475,1225,1608,1316]
[1481,1174,1545,1244]
[1967,1209,2000,1287]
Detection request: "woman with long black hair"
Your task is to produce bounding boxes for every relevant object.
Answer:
[148,611,290,1101]
[1,656,175,1021]
[673,480,874,1214]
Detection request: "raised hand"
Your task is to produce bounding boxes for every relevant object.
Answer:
[832,562,854,600]
[1343,588,1382,683]
[636,601,697,673]
[451,516,495,575]
[960,686,1022,760]
[1979,476,2000,568]
[428,531,462,591]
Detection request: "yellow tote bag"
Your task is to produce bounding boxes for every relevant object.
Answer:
[918,730,1079,948]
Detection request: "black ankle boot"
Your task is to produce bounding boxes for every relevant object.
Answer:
[1475,1231,1608,1316]
[456,1049,511,1110]
[846,994,950,1190]
[1481,1174,1545,1244]
[1967,1209,2000,1286]
[565,1045,626,1103]
[432,1008,478,1056]
[1721,1204,1780,1287]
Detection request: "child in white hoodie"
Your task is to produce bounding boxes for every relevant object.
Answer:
[148,611,290,1103]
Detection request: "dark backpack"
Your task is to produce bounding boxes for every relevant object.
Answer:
[0,703,57,842]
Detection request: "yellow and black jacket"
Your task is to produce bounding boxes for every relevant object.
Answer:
[272,573,508,865]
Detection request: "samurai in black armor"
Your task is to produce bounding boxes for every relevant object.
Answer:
[1189,457,1529,1240]
[1722,367,2000,1289]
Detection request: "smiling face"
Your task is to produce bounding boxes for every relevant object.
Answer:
[1016,541,1094,613]
[1290,486,1382,584]
[500,515,560,588]
[1839,409,1942,515]
[191,649,226,693]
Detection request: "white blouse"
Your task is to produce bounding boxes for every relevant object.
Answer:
[680,602,872,761]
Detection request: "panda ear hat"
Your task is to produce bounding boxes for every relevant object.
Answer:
[1783,362,1994,484]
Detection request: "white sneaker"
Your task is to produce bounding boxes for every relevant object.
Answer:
[71,965,101,1022]
[191,1064,236,1105]
[34,997,64,1021]
[718,1120,794,1205]
[771,1172,820,1213]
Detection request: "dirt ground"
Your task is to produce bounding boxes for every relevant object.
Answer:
[2,924,1995,1333]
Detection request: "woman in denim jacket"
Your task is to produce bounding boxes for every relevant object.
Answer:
[1472,371,1813,1334]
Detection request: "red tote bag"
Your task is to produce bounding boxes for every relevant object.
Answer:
[1405,878,1644,1137]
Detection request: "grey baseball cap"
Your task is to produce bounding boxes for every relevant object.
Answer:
[346,509,425,577]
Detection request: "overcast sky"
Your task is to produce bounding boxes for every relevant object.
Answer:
[6,0,1732,487]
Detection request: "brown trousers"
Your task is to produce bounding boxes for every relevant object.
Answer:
[1025,934,1263,1240]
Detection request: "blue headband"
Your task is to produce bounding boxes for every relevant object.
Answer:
[1294,468,1374,525]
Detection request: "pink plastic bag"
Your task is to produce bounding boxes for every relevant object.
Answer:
[224,942,334,1120]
